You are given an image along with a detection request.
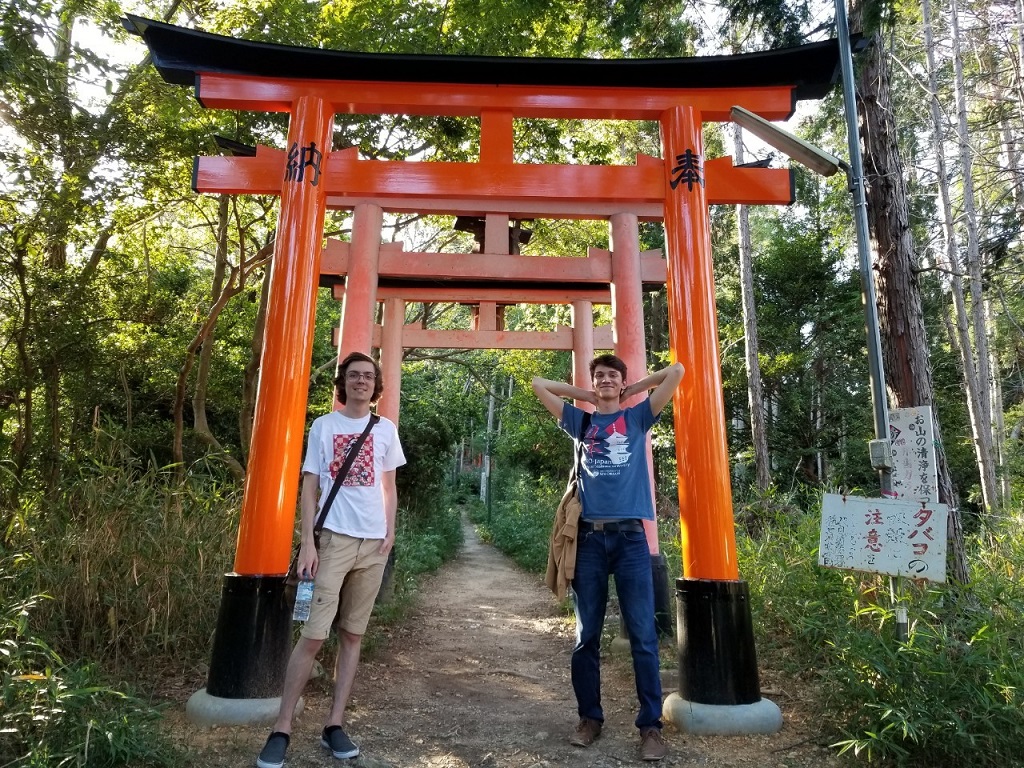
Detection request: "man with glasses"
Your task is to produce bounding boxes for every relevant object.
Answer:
[532,354,684,762]
[257,352,406,768]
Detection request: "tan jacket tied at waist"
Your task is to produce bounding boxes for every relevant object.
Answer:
[545,477,582,600]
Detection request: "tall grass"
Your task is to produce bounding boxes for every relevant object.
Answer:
[738,491,1024,766]
[4,460,239,670]
[0,595,182,767]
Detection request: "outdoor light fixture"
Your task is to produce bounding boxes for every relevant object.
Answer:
[729,106,845,177]
[730,98,893,492]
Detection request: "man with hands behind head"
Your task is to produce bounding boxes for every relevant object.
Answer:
[532,355,684,762]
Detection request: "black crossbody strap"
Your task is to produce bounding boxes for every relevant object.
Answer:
[313,413,380,536]
[572,411,592,482]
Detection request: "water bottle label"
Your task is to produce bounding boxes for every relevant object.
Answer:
[292,580,314,622]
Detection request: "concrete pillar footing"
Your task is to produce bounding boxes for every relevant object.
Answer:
[663,693,782,735]
[185,689,304,727]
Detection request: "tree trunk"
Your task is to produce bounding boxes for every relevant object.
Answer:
[922,0,984,515]
[949,0,1000,514]
[733,123,771,490]
[853,0,968,583]
[987,299,1011,505]
[172,200,272,478]
[9,236,34,509]
[191,195,246,481]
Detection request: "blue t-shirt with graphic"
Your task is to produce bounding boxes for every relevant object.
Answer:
[560,401,658,521]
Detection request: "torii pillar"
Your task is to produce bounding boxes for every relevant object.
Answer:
[378,297,405,424]
[336,203,383,361]
[191,95,334,722]
[570,300,595,406]
[609,212,672,638]
[660,106,781,733]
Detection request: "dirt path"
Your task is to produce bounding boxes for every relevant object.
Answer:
[171,516,845,767]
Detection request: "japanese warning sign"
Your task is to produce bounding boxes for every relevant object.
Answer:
[889,406,938,503]
[819,493,947,582]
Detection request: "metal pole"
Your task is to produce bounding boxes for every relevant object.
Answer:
[834,0,892,493]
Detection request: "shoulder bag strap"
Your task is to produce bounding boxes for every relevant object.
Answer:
[572,411,592,482]
[312,413,380,537]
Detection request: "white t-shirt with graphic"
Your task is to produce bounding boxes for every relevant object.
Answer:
[301,411,406,539]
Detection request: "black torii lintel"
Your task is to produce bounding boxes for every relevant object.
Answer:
[122,15,857,105]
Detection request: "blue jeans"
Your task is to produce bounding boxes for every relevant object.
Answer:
[570,528,663,730]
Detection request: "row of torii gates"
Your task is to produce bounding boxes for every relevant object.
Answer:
[127,16,846,733]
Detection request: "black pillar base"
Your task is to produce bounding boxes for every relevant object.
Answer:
[206,574,293,699]
[676,577,760,705]
[651,553,673,639]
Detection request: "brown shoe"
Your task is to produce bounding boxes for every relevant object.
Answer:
[639,727,667,761]
[569,717,602,747]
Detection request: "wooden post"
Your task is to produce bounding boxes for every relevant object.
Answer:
[660,105,738,581]
[610,212,661,556]
[379,298,404,425]
[338,203,383,360]
[571,301,595,412]
[234,95,333,576]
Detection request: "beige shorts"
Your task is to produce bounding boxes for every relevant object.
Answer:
[300,529,387,640]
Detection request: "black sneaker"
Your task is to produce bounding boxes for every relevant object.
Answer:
[256,732,289,768]
[321,725,360,759]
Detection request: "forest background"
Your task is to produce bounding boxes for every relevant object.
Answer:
[2,0,1023,765]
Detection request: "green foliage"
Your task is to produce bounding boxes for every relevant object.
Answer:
[392,501,464,586]
[733,483,805,539]
[717,165,878,493]
[738,497,1024,767]
[395,360,468,520]
[473,468,563,573]
[0,597,182,767]
[491,349,574,482]
[828,617,1023,765]
[2,451,239,666]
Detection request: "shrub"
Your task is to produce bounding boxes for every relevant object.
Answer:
[476,469,562,573]
[738,492,1024,767]
[393,501,463,584]
[0,596,182,767]
[2,460,238,670]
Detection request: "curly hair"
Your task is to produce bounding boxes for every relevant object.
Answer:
[589,353,627,380]
[334,351,384,405]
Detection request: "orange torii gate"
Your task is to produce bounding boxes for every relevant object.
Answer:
[125,16,845,733]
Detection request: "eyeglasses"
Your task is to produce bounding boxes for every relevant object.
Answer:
[345,370,377,382]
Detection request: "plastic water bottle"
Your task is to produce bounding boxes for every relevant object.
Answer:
[292,579,314,622]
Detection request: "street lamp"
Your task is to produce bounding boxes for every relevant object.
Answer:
[729,106,844,177]
[729,104,892,493]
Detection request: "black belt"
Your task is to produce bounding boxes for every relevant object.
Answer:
[579,520,645,533]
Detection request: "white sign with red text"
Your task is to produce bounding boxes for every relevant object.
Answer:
[818,493,947,582]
